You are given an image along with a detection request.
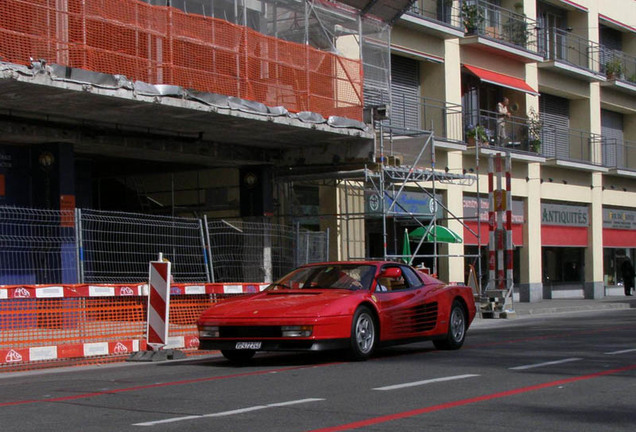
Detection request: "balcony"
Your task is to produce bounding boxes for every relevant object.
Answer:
[403,0,465,38]
[459,0,543,63]
[462,109,606,168]
[464,109,542,155]
[542,127,604,167]
[603,139,636,174]
[538,28,605,81]
[600,49,636,94]
[389,95,464,144]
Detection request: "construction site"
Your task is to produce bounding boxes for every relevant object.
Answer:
[0,0,538,371]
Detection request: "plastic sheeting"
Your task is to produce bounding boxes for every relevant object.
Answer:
[3,61,368,132]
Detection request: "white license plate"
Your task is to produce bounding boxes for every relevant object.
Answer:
[235,342,261,350]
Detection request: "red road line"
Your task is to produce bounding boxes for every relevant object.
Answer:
[1,325,631,408]
[0,364,335,408]
[304,363,636,432]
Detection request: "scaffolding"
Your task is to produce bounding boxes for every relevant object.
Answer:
[276,120,481,279]
[0,0,392,121]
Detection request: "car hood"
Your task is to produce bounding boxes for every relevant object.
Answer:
[200,290,357,319]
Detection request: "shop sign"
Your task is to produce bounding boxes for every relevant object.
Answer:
[463,197,524,224]
[603,208,636,230]
[365,191,443,218]
[0,152,13,169]
[541,203,588,226]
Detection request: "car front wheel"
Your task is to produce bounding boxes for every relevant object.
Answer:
[349,306,376,361]
[433,300,466,350]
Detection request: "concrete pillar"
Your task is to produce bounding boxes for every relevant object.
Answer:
[445,150,465,284]
[337,181,366,261]
[519,162,542,302]
[585,172,604,299]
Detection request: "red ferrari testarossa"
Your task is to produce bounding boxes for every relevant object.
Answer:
[197,261,476,362]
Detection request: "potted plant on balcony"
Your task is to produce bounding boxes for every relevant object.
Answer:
[504,3,529,47]
[527,108,541,153]
[466,124,488,146]
[461,2,484,35]
[605,57,623,80]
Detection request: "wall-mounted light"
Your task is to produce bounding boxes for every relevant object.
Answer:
[38,151,55,169]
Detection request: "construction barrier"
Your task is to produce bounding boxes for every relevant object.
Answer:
[0,282,267,372]
[147,260,171,350]
[0,0,364,120]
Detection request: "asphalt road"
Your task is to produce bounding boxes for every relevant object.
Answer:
[1,309,635,432]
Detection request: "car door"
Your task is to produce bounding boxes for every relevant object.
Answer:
[374,265,437,340]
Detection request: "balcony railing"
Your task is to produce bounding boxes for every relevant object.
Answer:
[408,0,463,29]
[541,127,602,165]
[603,139,636,171]
[464,110,602,165]
[541,28,602,74]
[389,95,464,143]
[462,0,540,54]
[600,48,636,84]
[464,109,541,154]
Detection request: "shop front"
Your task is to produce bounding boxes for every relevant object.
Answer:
[602,207,636,295]
[541,202,588,298]
[463,196,524,288]
[364,189,443,267]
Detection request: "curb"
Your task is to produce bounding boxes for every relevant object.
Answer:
[475,300,634,320]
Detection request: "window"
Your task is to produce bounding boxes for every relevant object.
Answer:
[543,247,584,283]
[391,55,420,130]
[402,266,424,288]
[376,265,423,292]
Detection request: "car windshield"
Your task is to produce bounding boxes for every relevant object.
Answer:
[266,264,376,291]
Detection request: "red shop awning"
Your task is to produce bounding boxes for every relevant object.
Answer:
[464,222,523,247]
[542,225,588,247]
[604,229,636,248]
[463,64,539,96]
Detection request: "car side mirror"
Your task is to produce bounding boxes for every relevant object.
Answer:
[378,267,401,279]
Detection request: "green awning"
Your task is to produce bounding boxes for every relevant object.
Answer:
[409,225,462,244]
[402,228,412,263]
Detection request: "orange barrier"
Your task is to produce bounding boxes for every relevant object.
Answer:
[0,282,264,372]
[0,0,363,120]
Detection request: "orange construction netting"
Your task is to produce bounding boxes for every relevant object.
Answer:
[0,0,364,120]
[0,290,242,372]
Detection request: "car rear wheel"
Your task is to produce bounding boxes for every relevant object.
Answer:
[221,349,256,363]
[349,306,376,361]
[433,300,466,350]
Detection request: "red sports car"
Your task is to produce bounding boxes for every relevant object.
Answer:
[197,261,476,362]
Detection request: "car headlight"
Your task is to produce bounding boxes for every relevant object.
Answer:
[199,326,220,338]
[281,325,313,337]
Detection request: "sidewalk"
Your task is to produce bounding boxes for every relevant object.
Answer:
[476,295,636,320]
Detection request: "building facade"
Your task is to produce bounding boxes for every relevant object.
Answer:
[0,0,634,301]
[383,0,635,301]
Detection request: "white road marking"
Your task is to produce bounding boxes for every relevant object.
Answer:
[373,374,480,391]
[605,348,636,355]
[510,357,583,371]
[132,398,325,426]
